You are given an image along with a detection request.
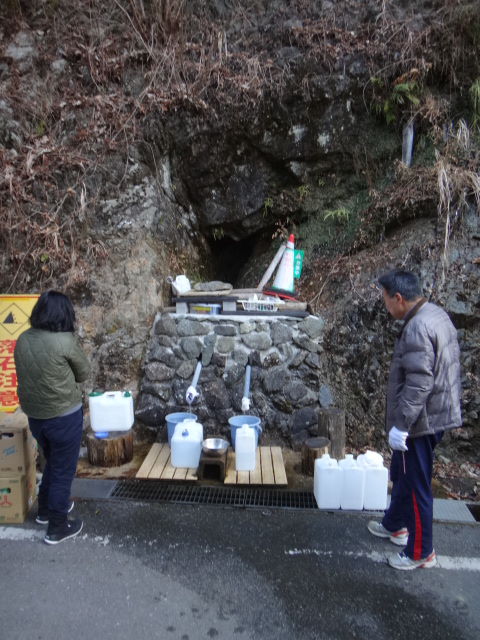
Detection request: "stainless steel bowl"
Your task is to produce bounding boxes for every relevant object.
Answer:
[201,437,229,456]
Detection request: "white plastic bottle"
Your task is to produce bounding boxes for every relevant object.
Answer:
[339,454,364,510]
[314,454,342,509]
[235,424,256,471]
[171,419,203,468]
[358,451,388,510]
[89,390,134,432]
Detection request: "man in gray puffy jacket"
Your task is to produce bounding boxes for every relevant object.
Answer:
[367,269,462,570]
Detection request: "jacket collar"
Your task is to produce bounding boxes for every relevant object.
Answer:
[396,297,428,339]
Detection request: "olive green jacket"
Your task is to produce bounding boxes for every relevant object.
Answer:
[14,328,91,419]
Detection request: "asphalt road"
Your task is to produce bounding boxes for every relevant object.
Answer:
[1,496,479,640]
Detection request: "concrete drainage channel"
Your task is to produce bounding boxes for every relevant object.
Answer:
[70,478,479,523]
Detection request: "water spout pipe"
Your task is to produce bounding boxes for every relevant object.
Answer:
[192,361,202,388]
[241,364,251,412]
[186,361,202,404]
[402,119,414,168]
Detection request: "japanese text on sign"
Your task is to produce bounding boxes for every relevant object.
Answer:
[0,295,39,413]
[294,250,304,279]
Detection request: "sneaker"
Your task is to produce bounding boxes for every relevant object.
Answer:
[388,550,437,570]
[36,500,75,525]
[367,520,409,546]
[44,518,83,545]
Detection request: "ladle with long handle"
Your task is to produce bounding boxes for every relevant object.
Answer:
[241,364,251,412]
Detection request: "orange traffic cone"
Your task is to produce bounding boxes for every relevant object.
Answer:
[272,234,295,292]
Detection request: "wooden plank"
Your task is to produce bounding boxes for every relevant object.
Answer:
[249,447,262,485]
[173,295,238,302]
[160,456,177,480]
[237,470,250,485]
[173,466,188,480]
[136,443,162,479]
[224,448,237,485]
[260,447,275,485]
[185,467,198,481]
[174,290,235,298]
[271,446,288,485]
[221,310,309,318]
[147,444,170,479]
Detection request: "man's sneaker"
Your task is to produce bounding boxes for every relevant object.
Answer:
[44,518,83,545]
[388,550,437,570]
[36,500,74,525]
[367,520,409,546]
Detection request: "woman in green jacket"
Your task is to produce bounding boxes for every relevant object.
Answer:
[14,291,90,545]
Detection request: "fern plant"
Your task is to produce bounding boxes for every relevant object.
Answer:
[384,82,420,125]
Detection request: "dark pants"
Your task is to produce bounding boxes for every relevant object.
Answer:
[382,432,442,560]
[28,408,83,528]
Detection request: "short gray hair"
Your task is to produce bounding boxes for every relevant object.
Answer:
[378,269,423,301]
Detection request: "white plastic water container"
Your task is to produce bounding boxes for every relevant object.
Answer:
[358,451,388,510]
[235,424,256,471]
[89,391,134,432]
[171,419,203,468]
[314,454,342,510]
[339,454,364,510]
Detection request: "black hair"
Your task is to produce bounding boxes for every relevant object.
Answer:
[29,291,76,332]
[378,269,423,301]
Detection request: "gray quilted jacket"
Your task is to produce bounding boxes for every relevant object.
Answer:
[14,328,91,419]
[386,301,462,437]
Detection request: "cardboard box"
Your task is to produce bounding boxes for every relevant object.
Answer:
[0,464,37,524]
[0,409,37,473]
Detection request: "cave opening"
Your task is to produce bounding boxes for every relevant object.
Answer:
[207,230,275,289]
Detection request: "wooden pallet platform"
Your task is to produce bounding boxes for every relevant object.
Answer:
[224,446,287,486]
[135,444,287,486]
[135,443,198,481]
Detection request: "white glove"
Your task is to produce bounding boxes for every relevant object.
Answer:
[241,397,250,412]
[389,426,409,451]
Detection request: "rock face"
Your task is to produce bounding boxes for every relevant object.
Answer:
[136,313,329,447]
[0,1,478,464]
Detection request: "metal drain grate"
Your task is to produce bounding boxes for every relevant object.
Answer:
[110,480,317,510]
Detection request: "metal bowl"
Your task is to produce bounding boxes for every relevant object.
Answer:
[201,437,229,457]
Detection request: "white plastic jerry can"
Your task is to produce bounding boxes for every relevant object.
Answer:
[171,419,203,468]
[235,424,256,471]
[89,391,134,432]
[363,464,388,510]
[357,451,389,510]
[339,454,364,510]
[314,453,342,510]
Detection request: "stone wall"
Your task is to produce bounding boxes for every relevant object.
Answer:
[135,312,331,446]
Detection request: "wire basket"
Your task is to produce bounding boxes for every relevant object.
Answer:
[241,298,279,312]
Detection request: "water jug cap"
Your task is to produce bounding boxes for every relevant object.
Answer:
[89,391,102,397]
[364,450,384,466]
[124,391,131,397]
[182,429,189,437]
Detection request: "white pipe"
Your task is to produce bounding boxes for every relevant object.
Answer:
[243,364,251,399]
[258,244,286,290]
[186,361,202,404]
[192,361,202,388]
[242,364,251,412]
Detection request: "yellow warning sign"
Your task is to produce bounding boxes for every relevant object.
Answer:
[0,295,39,413]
